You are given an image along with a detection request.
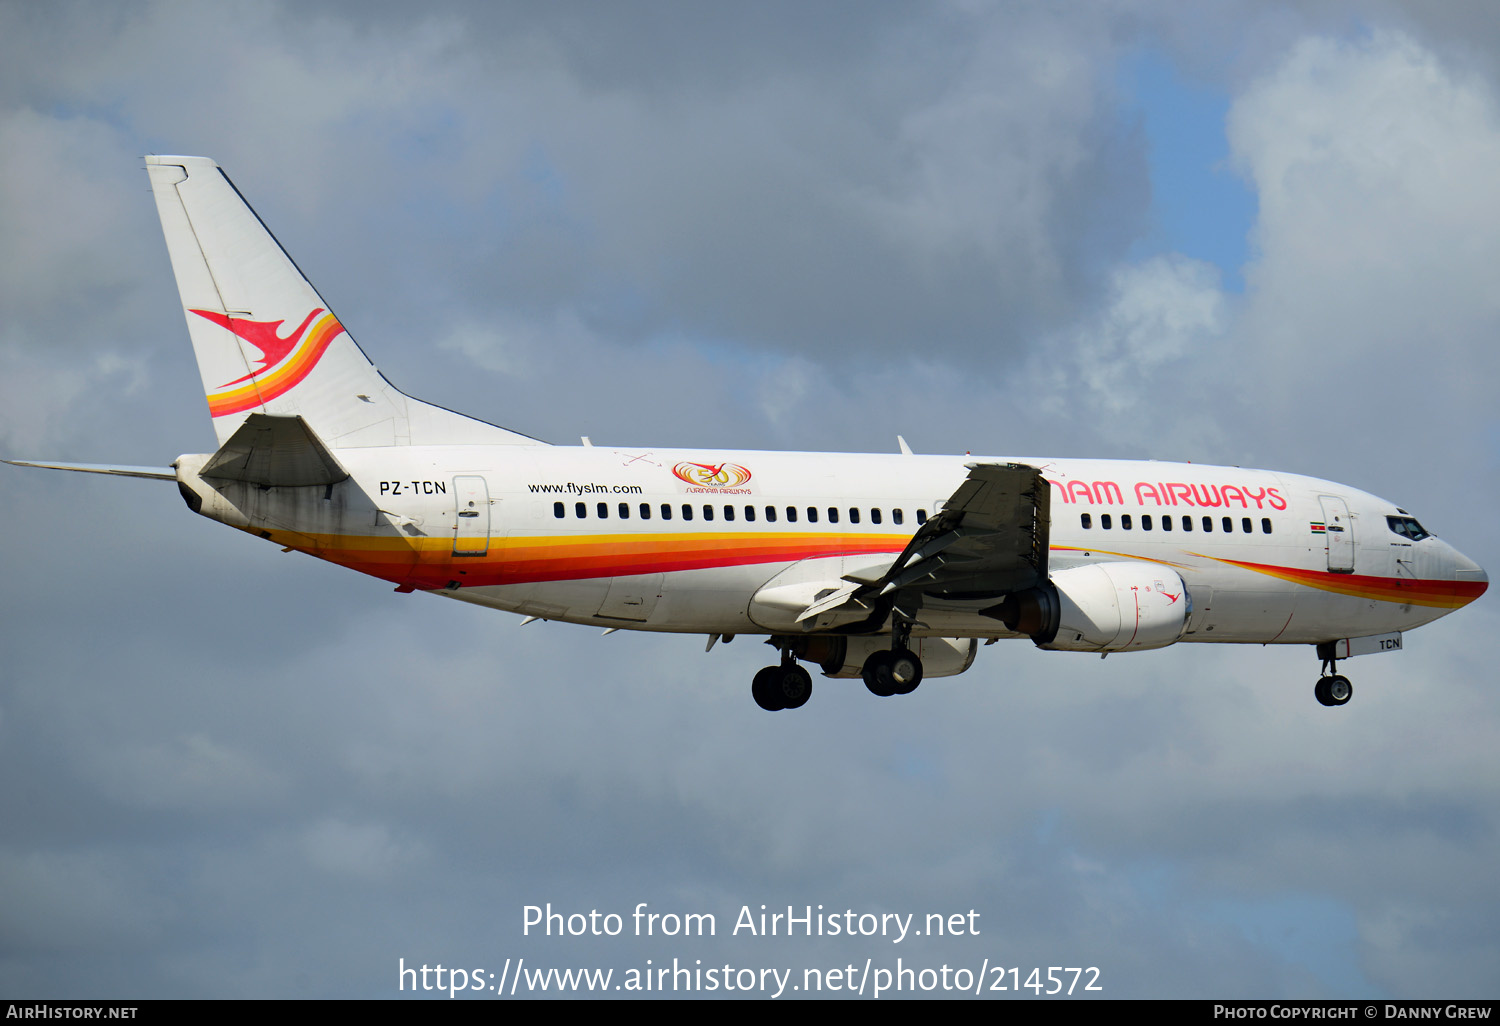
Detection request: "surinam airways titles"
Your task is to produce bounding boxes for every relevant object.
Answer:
[1048,477,1288,511]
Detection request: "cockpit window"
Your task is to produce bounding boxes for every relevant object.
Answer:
[1386,515,1430,542]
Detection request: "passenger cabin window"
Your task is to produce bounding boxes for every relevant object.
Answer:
[724,505,735,521]
[1122,514,1133,530]
[1142,514,1152,531]
[1102,514,1113,529]
[1261,518,1272,534]
[703,504,714,521]
[597,502,608,518]
[916,509,927,525]
[640,502,651,520]
[807,507,819,524]
[827,507,838,524]
[1222,516,1233,533]
[575,502,586,518]
[766,506,777,523]
[1202,516,1213,532]
[744,505,756,522]
[786,507,797,523]
[871,509,881,525]
[682,504,694,521]
[1161,515,1172,532]
[1081,513,1093,529]
[554,501,565,519]
[618,502,630,519]
[850,508,860,524]
[1241,517,1252,533]
[1182,515,1192,532]
[1387,516,1430,541]
[661,503,672,520]
[893,509,904,525]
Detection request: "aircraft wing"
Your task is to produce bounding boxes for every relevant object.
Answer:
[785,462,1052,629]
[874,461,1051,604]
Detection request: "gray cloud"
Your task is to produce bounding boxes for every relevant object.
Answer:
[2,0,1498,1001]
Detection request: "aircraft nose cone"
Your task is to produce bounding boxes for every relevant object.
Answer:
[1452,549,1488,605]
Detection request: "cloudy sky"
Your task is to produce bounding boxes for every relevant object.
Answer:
[2,0,1498,1000]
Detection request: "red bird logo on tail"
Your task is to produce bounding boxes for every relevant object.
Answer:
[190,307,346,418]
[192,308,323,388]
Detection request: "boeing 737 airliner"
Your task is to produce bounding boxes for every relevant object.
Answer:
[6,156,1488,711]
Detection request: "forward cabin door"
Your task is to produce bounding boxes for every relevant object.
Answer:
[1319,495,1354,573]
[453,475,491,557]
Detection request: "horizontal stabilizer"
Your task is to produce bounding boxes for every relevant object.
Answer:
[3,460,176,481]
[200,413,349,486]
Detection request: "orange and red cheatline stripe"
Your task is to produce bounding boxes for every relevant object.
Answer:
[302,531,911,588]
[1210,555,1485,609]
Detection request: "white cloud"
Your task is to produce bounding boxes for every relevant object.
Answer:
[1233,31,1500,368]
[301,818,426,881]
[1054,254,1227,434]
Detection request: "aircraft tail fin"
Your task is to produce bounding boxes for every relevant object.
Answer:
[144,156,544,449]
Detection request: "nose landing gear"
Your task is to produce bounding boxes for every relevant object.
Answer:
[1314,648,1353,707]
[1314,673,1352,707]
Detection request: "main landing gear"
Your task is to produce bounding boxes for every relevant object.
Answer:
[1314,647,1353,707]
[862,617,924,698]
[749,626,927,711]
[861,648,923,697]
[751,653,813,712]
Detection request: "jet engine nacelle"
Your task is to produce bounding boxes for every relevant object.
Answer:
[997,562,1190,653]
[788,635,980,678]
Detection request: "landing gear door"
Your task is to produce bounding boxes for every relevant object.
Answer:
[1319,495,1354,573]
[453,475,490,557]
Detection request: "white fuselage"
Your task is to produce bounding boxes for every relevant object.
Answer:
[174,445,1485,647]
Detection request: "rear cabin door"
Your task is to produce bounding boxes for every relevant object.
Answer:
[1319,495,1354,573]
[453,476,491,557]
